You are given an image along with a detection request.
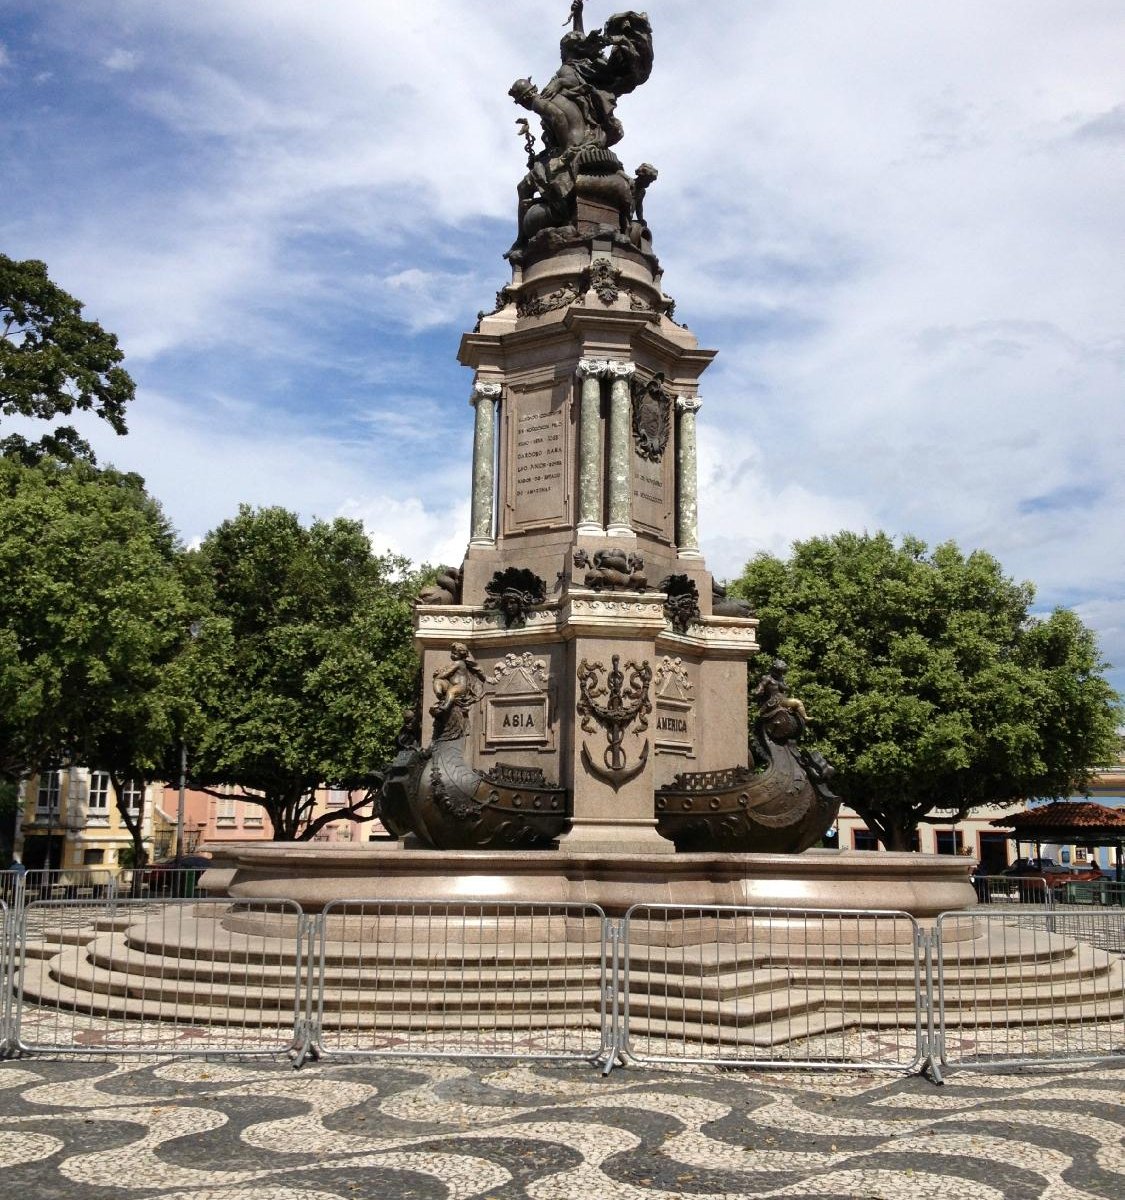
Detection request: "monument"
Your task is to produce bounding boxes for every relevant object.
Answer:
[383,2,837,859]
[227,3,974,917]
[41,7,1123,1058]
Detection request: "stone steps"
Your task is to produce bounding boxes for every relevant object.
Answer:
[10,903,1123,1046]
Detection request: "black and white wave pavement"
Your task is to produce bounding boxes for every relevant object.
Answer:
[0,1057,1121,1198]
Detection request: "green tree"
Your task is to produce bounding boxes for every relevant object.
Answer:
[1,254,134,462]
[732,532,1121,850]
[0,455,189,867]
[185,506,421,840]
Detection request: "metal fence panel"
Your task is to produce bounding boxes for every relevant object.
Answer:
[0,898,11,1055]
[936,907,1125,1069]
[970,874,1051,907]
[619,904,924,1071]
[14,896,308,1058]
[3,868,119,904]
[313,900,611,1065]
[1054,879,1125,913]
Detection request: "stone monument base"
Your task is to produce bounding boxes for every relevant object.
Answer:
[216,842,977,919]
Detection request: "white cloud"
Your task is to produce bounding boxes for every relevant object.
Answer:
[102,47,138,72]
[1,0,1123,691]
[340,495,472,570]
[1072,598,1125,677]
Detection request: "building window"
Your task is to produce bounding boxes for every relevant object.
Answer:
[88,772,111,821]
[121,780,143,815]
[216,795,237,827]
[325,789,348,809]
[83,848,105,866]
[853,829,879,851]
[36,771,61,814]
[242,810,264,828]
[936,830,964,856]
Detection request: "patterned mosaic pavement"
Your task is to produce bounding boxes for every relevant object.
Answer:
[0,1056,1121,1199]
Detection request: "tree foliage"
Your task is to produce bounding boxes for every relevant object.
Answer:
[184,506,421,840]
[0,456,188,865]
[732,532,1121,850]
[1,254,134,462]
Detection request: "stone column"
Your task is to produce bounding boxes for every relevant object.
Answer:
[676,395,703,557]
[469,380,502,547]
[605,360,636,538]
[575,358,609,535]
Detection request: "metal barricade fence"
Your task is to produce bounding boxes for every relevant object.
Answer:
[935,907,1125,1070]
[0,897,11,1055]
[0,869,27,909]
[11,868,119,903]
[1054,878,1125,915]
[312,900,612,1066]
[618,904,925,1072]
[1046,896,1125,957]
[970,874,1052,907]
[3,892,1120,1077]
[13,896,309,1059]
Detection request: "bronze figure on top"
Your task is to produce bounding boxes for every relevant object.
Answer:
[508,6,655,258]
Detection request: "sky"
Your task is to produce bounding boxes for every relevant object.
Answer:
[1,0,1123,695]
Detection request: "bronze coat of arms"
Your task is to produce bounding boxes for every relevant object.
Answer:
[631,372,673,462]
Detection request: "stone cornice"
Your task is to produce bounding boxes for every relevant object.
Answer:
[415,604,561,649]
[561,591,667,639]
[657,616,759,658]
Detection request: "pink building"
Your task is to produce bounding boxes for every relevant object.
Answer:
[161,785,388,852]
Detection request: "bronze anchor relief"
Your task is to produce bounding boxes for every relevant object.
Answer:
[576,655,653,790]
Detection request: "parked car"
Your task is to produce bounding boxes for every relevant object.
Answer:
[1000,857,1059,878]
[143,855,213,896]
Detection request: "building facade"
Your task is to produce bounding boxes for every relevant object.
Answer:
[13,768,163,874]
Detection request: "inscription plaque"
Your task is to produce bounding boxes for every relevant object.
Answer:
[631,449,672,538]
[654,698,695,755]
[508,390,567,528]
[483,694,552,751]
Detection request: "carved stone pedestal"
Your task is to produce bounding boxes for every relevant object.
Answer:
[412,587,760,853]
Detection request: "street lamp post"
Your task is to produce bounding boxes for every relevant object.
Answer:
[174,620,202,863]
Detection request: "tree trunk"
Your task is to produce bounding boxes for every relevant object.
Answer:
[881,821,916,852]
[109,771,148,893]
[854,805,917,853]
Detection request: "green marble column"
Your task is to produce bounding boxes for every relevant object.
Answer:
[576,358,609,534]
[676,394,703,556]
[606,361,636,537]
[469,380,502,546]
